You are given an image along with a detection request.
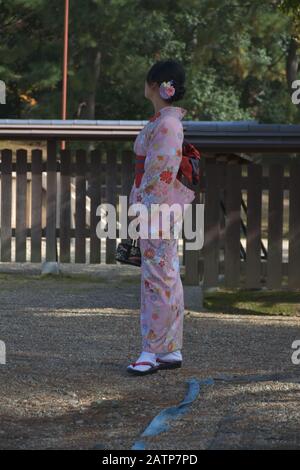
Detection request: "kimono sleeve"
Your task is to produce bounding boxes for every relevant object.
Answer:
[134,116,184,210]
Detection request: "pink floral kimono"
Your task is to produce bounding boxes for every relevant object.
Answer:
[129,105,195,354]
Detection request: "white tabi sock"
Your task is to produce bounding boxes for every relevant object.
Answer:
[155,350,182,362]
[129,351,157,372]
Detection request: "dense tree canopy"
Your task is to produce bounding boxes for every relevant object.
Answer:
[0,0,299,123]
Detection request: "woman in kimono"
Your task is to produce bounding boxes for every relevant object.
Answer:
[127,60,195,375]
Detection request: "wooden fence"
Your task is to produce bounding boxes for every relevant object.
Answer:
[202,158,300,290]
[0,121,300,290]
[0,144,135,266]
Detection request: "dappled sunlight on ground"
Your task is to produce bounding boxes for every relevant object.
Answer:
[0,272,299,449]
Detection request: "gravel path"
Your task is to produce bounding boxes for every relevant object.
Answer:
[0,263,299,450]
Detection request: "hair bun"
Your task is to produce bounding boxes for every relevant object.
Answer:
[171,83,186,102]
[146,60,186,103]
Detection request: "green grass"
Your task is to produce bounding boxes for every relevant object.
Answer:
[203,288,300,316]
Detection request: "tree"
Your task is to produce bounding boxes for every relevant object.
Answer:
[278,0,300,96]
[0,0,298,123]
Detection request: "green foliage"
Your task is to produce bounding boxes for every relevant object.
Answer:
[0,0,299,122]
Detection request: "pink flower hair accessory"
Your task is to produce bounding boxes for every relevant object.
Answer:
[159,80,176,100]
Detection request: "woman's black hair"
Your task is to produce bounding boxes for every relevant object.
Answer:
[146,60,186,103]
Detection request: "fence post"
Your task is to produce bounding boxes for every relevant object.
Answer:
[288,160,300,289]
[0,149,12,262]
[31,149,42,262]
[267,163,284,289]
[245,162,262,289]
[224,161,242,287]
[203,158,221,288]
[121,150,134,242]
[46,139,57,262]
[60,149,71,263]
[105,149,117,263]
[184,186,200,285]
[75,149,86,263]
[90,149,102,263]
[16,149,27,262]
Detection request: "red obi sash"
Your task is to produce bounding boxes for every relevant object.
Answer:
[134,142,201,189]
[134,154,146,188]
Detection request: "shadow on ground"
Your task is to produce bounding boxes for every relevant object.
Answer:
[0,269,299,449]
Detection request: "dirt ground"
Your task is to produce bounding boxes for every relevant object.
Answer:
[0,263,299,450]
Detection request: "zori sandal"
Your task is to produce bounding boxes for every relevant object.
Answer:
[127,361,159,376]
[155,358,182,370]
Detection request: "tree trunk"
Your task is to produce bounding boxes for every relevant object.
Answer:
[82,49,102,120]
[80,49,102,153]
[286,36,299,93]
